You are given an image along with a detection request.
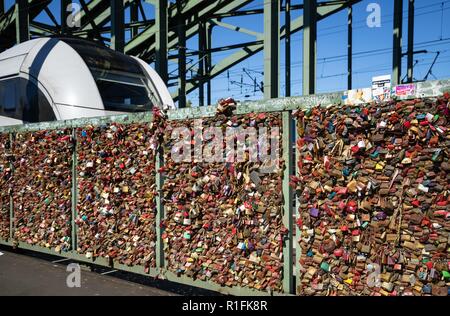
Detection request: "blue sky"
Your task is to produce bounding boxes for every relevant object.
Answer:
[4,0,450,106]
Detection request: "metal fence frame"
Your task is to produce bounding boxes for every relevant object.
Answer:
[0,79,449,296]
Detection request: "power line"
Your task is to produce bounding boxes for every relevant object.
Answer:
[212,37,450,79]
[317,0,450,34]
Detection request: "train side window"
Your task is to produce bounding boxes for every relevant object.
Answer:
[3,79,16,112]
[0,81,3,110]
[0,78,55,123]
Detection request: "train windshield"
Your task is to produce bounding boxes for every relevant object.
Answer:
[60,38,158,112]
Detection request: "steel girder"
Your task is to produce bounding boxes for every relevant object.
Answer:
[0,0,51,51]
[0,0,131,50]
[174,0,362,100]
[76,0,134,34]
[125,0,253,59]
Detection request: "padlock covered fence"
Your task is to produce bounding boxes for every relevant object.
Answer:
[294,97,450,296]
[162,112,286,292]
[75,123,159,270]
[0,79,449,296]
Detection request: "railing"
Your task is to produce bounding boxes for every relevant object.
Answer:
[0,79,449,296]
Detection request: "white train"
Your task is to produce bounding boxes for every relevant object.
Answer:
[0,37,175,127]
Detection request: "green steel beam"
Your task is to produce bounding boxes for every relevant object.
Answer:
[30,21,57,35]
[303,0,317,95]
[392,0,403,86]
[154,97,164,268]
[211,2,339,19]
[177,1,186,109]
[126,0,252,58]
[168,40,262,59]
[70,20,155,36]
[78,0,110,30]
[78,0,104,41]
[348,5,352,89]
[0,240,13,246]
[155,147,165,269]
[127,19,154,29]
[44,7,58,27]
[130,0,139,37]
[77,0,106,31]
[60,0,71,34]
[0,0,50,34]
[161,270,288,296]
[0,1,3,14]
[206,22,212,105]
[77,0,105,28]
[294,115,301,294]
[138,0,147,20]
[407,0,415,83]
[86,0,132,30]
[209,4,303,18]
[111,0,125,52]
[285,0,291,97]
[210,18,262,38]
[9,133,13,241]
[155,0,253,61]
[177,1,361,100]
[125,0,205,55]
[126,0,212,54]
[0,0,51,51]
[74,0,133,36]
[0,111,154,134]
[198,21,206,106]
[211,8,267,18]
[15,0,29,43]
[155,0,168,83]
[264,0,280,99]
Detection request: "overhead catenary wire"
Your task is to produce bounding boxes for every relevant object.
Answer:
[161,0,450,104]
[165,0,450,87]
[208,37,450,81]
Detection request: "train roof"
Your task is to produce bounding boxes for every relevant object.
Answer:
[0,37,174,110]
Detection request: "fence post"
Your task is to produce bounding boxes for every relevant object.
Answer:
[9,133,14,241]
[282,111,294,294]
[71,128,78,252]
[155,144,165,269]
[294,114,302,295]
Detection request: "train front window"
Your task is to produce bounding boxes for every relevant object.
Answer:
[60,37,158,112]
